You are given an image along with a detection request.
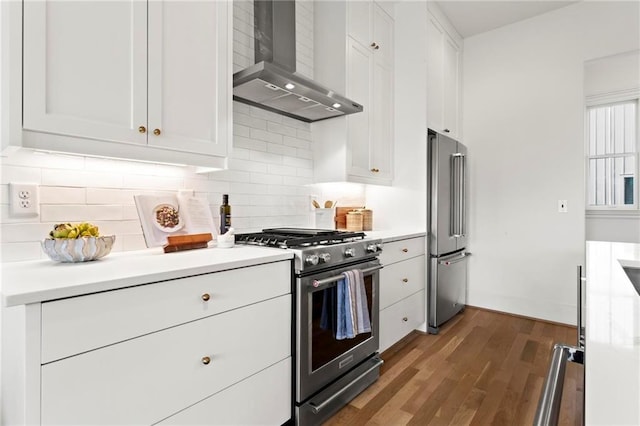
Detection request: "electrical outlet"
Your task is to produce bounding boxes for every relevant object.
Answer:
[558,199,568,213]
[10,183,40,216]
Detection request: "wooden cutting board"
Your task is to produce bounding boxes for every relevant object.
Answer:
[335,206,365,230]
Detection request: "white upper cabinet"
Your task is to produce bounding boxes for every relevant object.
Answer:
[21,0,231,168]
[314,0,394,186]
[426,8,462,139]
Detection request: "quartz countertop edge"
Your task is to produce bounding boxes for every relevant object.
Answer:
[585,240,640,425]
[365,229,426,243]
[1,246,293,307]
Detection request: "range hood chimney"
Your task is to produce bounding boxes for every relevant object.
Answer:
[233,0,363,123]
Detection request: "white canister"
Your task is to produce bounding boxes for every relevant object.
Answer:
[314,208,335,229]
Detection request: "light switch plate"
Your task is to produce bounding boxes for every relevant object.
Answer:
[558,200,568,213]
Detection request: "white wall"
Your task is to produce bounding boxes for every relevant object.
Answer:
[0,0,318,263]
[365,1,428,231]
[463,1,640,324]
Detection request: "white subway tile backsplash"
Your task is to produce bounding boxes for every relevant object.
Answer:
[251,128,284,144]
[0,242,44,262]
[234,112,268,130]
[40,186,86,204]
[297,149,313,160]
[0,223,55,243]
[233,123,251,138]
[40,205,123,222]
[284,176,313,186]
[283,156,313,169]
[283,136,311,151]
[1,165,42,184]
[250,172,284,185]
[234,136,268,152]
[267,164,298,177]
[267,122,298,138]
[227,158,268,173]
[249,150,284,165]
[267,143,297,157]
[297,129,312,141]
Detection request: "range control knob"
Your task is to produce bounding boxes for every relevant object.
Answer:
[305,254,319,266]
[344,248,355,258]
[318,253,331,263]
[366,244,378,253]
[376,243,383,251]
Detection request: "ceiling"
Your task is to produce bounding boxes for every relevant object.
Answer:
[435,1,579,38]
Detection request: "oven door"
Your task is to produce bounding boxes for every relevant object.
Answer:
[296,259,381,403]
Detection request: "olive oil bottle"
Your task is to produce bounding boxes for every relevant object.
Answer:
[219,194,231,234]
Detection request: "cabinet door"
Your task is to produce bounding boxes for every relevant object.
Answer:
[23,1,147,144]
[373,5,394,67]
[371,59,394,182]
[379,290,425,352]
[147,1,230,157]
[347,1,371,48]
[426,13,444,134]
[442,36,461,138]
[347,37,373,177]
[41,295,291,425]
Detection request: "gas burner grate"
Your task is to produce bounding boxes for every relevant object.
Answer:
[234,229,366,249]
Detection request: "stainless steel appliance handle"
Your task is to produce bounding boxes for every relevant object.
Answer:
[452,153,465,238]
[577,265,586,349]
[308,357,384,414]
[311,265,383,288]
[534,344,584,426]
[438,251,471,266]
[460,153,466,237]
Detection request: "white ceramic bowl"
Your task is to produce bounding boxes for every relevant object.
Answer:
[41,236,116,262]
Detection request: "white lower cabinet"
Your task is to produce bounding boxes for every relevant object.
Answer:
[159,358,291,426]
[5,259,292,425]
[380,290,425,353]
[379,236,426,352]
[41,295,290,425]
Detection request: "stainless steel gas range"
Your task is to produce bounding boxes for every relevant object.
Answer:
[235,228,384,425]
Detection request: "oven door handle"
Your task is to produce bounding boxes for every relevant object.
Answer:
[308,357,384,414]
[311,265,383,289]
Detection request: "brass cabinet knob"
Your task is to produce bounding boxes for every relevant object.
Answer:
[402,278,409,283]
[402,317,408,322]
[153,128,161,136]
[370,42,380,50]
[201,356,211,365]
[138,126,146,134]
[402,248,408,253]
[370,168,380,173]
[201,293,210,301]
[444,129,451,133]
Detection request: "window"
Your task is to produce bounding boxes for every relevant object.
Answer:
[586,100,639,209]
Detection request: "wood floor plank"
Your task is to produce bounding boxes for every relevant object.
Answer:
[323,308,583,426]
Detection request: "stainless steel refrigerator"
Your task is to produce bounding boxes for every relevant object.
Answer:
[427,129,470,334]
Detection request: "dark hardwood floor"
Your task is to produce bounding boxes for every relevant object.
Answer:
[324,307,584,425]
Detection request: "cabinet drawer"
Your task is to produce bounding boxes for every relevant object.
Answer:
[380,255,425,310]
[41,294,291,426]
[379,237,425,266]
[379,290,425,353]
[159,357,292,425]
[41,260,290,363]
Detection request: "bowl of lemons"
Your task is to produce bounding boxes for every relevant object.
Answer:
[42,223,115,263]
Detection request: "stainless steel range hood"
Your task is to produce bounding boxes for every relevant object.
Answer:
[233,0,363,123]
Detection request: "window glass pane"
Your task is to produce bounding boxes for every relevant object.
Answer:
[588,101,637,155]
[589,156,635,206]
[625,102,637,154]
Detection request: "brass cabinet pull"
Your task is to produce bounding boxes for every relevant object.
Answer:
[201,293,210,301]
[201,356,211,365]
[402,248,408,253]
[153,128,162,136]
[370,168,380,173]
[138,126,146,134]
[444,128,451,133]
[402,317,408,322]
[402,278,409,283]
[370,42,380,50]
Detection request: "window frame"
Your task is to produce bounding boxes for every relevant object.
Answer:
[585,90,640,212]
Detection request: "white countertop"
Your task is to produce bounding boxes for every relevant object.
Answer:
[365,229,426,243]
[1,245,293,307]
[585,240,640,425]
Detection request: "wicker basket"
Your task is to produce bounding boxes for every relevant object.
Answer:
[360,209,373,231]
[346,211,363,231]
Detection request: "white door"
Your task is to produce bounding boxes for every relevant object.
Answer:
[443,36,461,138]
[147,1,230,157]
[346,37,373,178]
[426,14,444,133]
[23,1,147,144]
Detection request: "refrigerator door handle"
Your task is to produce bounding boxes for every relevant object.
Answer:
[451,153,465,238]
[460,153,466,237]
[438,251,471,266]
